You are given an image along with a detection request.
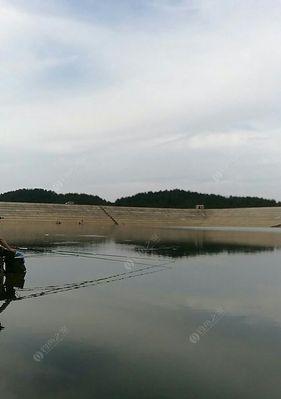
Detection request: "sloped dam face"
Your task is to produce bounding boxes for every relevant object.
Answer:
[0,202,281,228]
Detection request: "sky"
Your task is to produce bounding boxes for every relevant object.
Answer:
[0,0,280,201]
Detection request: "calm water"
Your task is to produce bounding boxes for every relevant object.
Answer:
[1,226,281,398]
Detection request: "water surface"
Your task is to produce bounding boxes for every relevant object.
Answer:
[1,226,281,398]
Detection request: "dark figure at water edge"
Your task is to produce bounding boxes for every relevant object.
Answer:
[0,238,26,274]
[0,271,26,331]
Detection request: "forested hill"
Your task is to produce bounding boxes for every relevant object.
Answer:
[115,189,281,209]
[0,189,108,205]
[0,188,280,208]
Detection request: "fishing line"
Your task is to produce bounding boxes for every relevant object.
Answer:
[19,247,174,269]
[15,264,170,301]
[52,251,174,268]
[18,258,175,292]
[14,246,175,298]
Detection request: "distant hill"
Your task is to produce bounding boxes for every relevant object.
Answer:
[0,188,108,206]
[115,189,281,209]
[0,188,280,209]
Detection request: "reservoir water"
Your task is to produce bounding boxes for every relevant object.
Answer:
[1,226,281,398]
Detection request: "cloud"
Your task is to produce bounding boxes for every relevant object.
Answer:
[0,0,280,200]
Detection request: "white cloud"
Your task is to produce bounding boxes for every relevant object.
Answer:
[0,0,280,200]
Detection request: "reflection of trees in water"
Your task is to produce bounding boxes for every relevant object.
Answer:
[21,238,276,262]
[117,240,275,258]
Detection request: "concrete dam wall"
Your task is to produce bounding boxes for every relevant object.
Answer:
[0,202,281,228]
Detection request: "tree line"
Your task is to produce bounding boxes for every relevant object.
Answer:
[0,188,280,208]
[115,189,281,208]
[0,189,107,205]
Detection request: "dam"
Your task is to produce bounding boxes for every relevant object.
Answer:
[0,202,281,228]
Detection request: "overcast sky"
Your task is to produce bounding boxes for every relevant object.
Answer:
[0,0,280,201]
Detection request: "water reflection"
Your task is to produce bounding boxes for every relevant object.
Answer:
[3,223,281,250]
[133,240,274,257]
[0,272,26,330]
[1,227,281,398]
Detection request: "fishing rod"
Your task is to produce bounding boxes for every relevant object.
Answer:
[18,247,168,261]
[53,252,174,268]
[54,249,168,261]
[18,248,174,268]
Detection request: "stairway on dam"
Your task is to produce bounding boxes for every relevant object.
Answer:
[0,202,281,227]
